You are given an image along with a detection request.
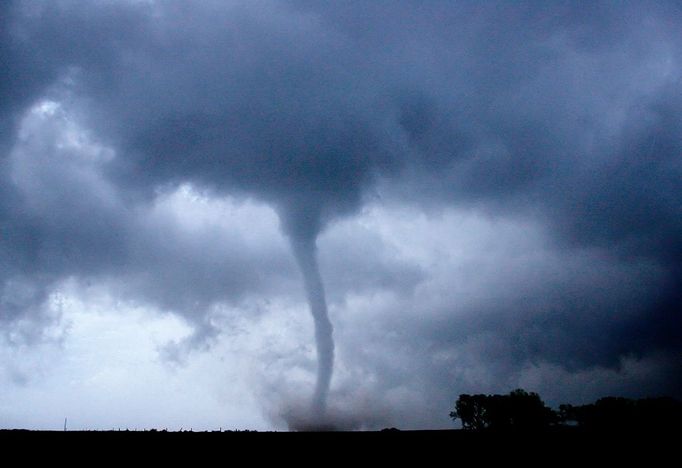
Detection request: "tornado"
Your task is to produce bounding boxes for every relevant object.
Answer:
[289,234,334,416]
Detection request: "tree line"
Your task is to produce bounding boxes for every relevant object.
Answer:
[450,389,681,431]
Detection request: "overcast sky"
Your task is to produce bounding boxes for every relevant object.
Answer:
[1,0,681,431]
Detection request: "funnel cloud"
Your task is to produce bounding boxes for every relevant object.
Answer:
[288,234,334,416]
[0,0,681,430]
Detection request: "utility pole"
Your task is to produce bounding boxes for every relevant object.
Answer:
[64,418,67,432]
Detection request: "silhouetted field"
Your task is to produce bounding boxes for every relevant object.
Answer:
[1,426,675,462]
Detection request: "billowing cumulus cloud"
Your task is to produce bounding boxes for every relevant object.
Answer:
[0,0,680,429]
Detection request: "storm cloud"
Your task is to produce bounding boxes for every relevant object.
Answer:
[0,0,680,429]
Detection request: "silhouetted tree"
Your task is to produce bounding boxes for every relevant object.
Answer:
[450,389,556,430]
[506,389,557,429]
[558,403,577,425]
[559,396,682,431]
[453,389,682,432]
[450,394,488,430]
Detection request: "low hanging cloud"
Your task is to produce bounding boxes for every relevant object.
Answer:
[0,0,681,429]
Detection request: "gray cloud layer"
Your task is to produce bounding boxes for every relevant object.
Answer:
[1,0,680,428]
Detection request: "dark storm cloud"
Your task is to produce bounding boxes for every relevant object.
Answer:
[0,98,301,340]
[1,0,681,425]
[300,0,681,372]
